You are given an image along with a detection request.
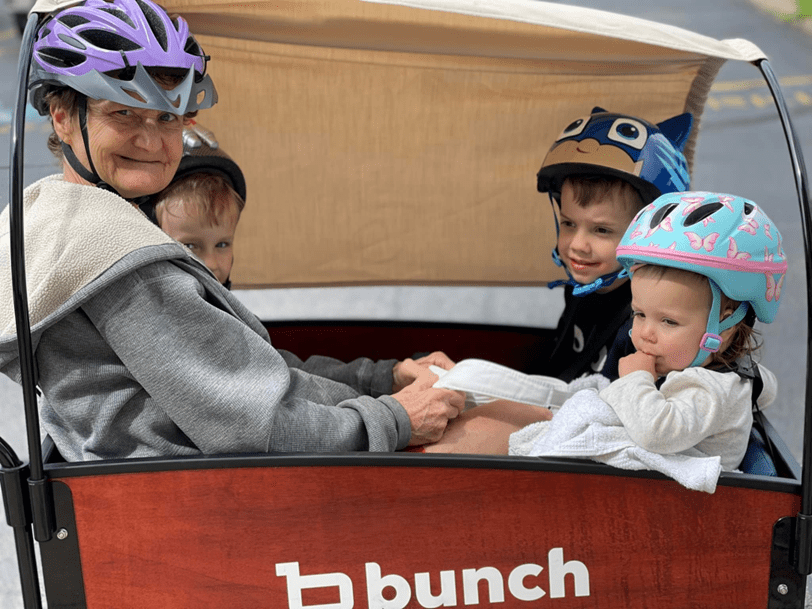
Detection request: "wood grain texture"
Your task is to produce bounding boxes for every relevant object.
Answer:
[59,465,800,608]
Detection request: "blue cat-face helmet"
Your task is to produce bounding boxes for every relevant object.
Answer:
[537,107,693,296]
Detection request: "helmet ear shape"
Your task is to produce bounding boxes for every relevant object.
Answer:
[656,112,693,152]
[536,108,692,202]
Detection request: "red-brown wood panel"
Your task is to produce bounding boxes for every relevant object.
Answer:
[266,322,553,370]
[59,465,800,608]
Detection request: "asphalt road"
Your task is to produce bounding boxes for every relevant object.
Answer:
[0,0,812,607]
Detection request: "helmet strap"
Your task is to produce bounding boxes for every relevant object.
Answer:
[689,280,750,367]
[61,141,98,185]
[61,96,119,195]
[546,193,628,296]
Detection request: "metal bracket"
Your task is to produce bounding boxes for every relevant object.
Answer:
[768,517,806,609]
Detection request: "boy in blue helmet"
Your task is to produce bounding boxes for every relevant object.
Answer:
[529,107,693,381]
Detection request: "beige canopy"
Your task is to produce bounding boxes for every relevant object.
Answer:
[33,0,768,288]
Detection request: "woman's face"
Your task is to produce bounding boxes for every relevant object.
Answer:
[52,99,185,199]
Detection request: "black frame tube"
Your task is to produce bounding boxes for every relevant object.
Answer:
[0,437,41,609]
[758,58,812,575]
[10,12,53,544]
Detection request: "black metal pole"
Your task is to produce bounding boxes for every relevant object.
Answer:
[9,13,54,543]
[758,58,812,576]
[0,438,41,609]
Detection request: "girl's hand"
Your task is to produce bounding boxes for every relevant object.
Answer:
[618,351,657,378]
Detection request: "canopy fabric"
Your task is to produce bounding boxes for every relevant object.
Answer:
[35,0,768,288]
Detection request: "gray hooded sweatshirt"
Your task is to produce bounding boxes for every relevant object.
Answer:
[0,176,411,460]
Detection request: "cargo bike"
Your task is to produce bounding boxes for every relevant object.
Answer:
[1,0,811,607]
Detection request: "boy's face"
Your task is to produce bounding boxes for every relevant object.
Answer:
[158,194,240,284]
[629,270,711,376]
[556,181,637,292]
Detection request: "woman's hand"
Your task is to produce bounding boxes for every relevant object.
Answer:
[392,351,455,393]
[392,368,466,445]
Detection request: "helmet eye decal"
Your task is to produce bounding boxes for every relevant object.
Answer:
[555,116,590,141]
[537,109,692,204]
[684,202,723,227]
[608,118,647,149]
[649,202,679,229]
[79,30,142,52]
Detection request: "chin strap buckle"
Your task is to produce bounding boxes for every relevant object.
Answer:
[699,332,722,353]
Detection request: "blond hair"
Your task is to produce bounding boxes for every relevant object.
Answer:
[154,172,245,227]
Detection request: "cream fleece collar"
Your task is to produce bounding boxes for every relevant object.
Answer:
[0,175,178,336]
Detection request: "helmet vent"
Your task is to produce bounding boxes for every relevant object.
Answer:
[184,36,202,58]
[684,202,723,227]
[99,7,136,29]
[136,0,169,52]
[80,29,142,52]
[57,14,90,27]
[36,47,87,69]
[744,202,755,215]
[649,202,678,229]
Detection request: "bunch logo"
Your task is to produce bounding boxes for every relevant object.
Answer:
[276,548,589,608]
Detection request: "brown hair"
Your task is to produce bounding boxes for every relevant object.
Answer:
[633,265,760,366]
[714,292,761,367]
[564,175,643,218]
[154,172,245,227]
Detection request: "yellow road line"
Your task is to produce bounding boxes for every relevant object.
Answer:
[712,75,812,92]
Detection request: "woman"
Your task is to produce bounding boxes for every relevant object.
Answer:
[0,0,462,460]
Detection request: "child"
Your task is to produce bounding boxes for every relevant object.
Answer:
[597,191,784,469]
[531,107,693,381]
[144,127,247,288]
[427,192,785,471]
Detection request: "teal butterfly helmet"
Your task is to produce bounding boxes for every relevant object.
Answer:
[616,192,787,367]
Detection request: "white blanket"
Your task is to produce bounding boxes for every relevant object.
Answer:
[509,388,723,493]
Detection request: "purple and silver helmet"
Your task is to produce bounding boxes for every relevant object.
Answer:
[29,0,216,116]
[617,192,787,367]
